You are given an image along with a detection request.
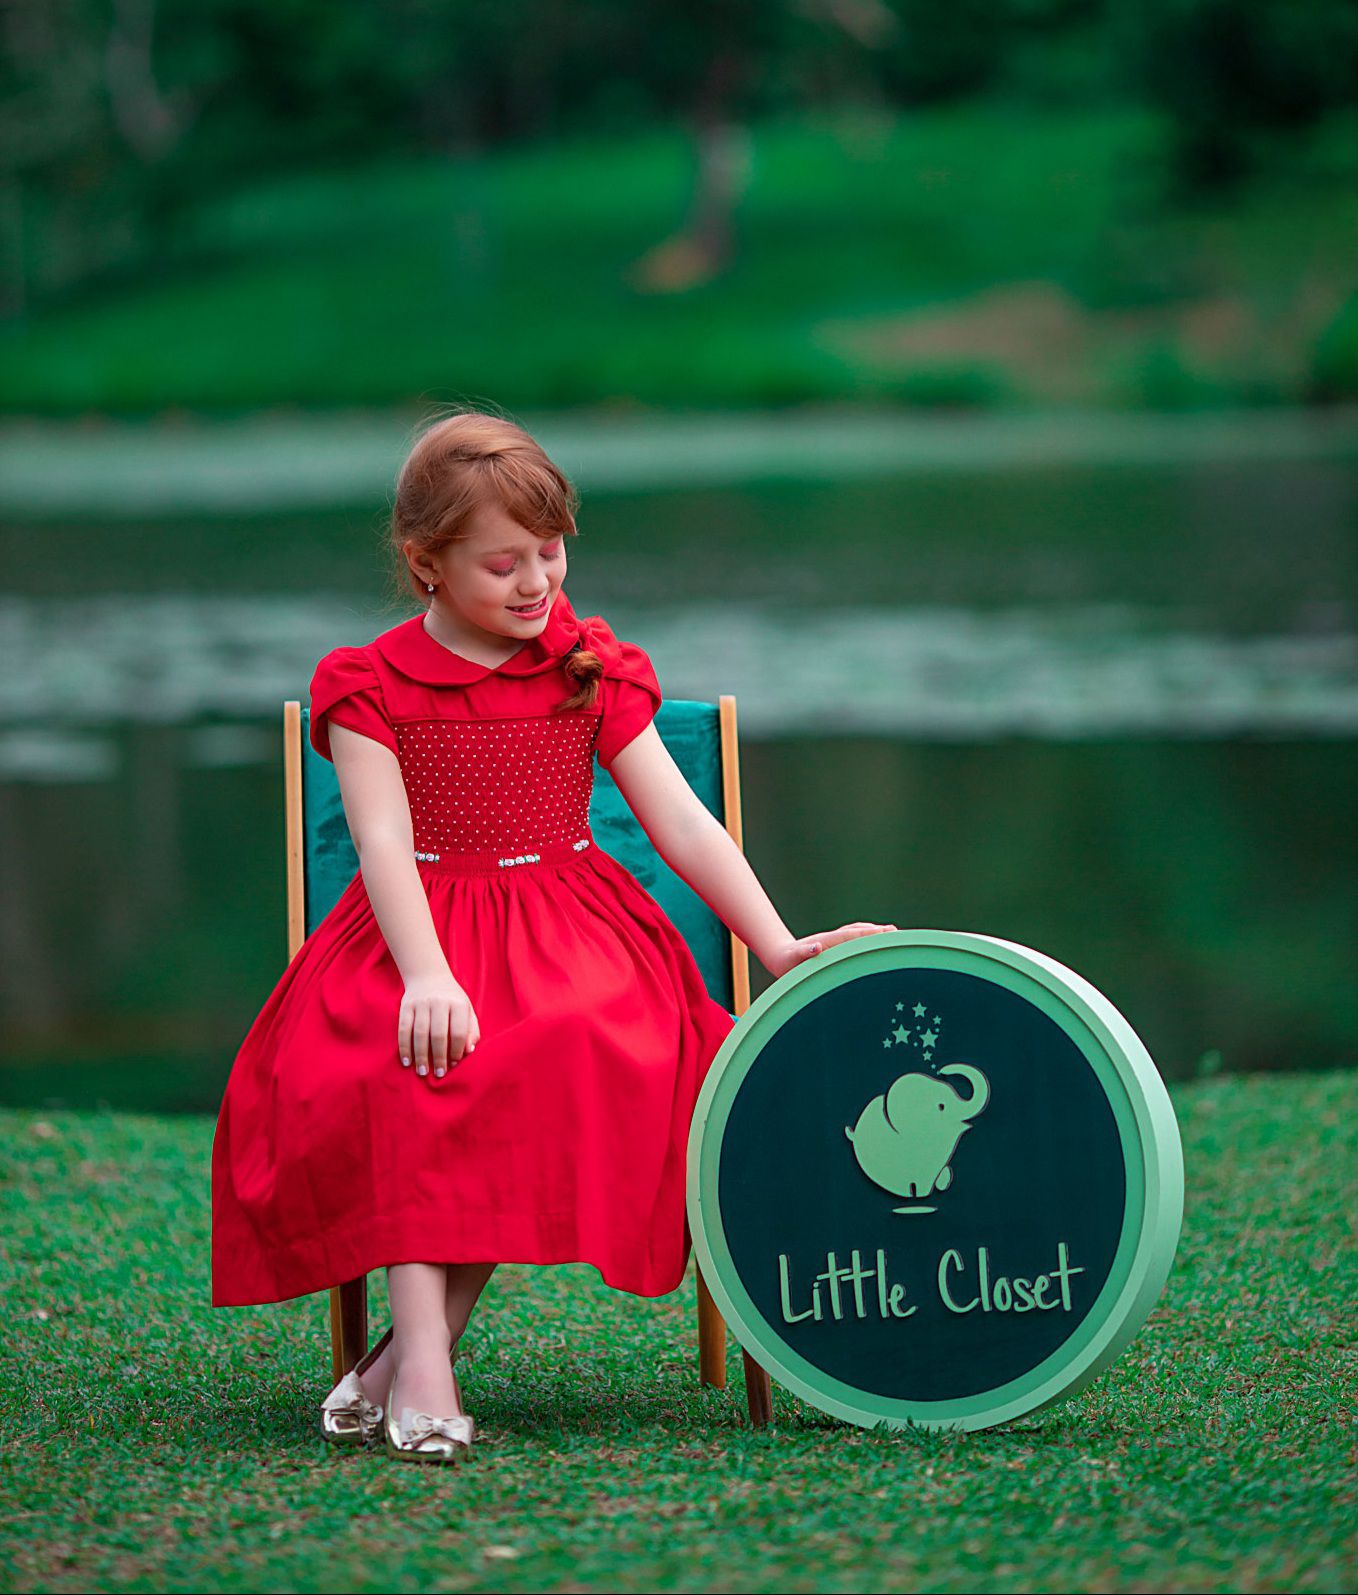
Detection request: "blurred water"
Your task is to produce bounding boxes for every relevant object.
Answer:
[4,407,1356,516]
[1,595,1355,782]
[2,419,1355,1107]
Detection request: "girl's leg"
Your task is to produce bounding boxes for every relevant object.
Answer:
[357,1261,496,1412]
[385,1261,457,1418]
[446,1261,498,1353]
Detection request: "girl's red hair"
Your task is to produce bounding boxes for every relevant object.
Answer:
[388,405,601,712]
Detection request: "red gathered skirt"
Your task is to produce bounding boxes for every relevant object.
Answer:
[210,841,736,1306]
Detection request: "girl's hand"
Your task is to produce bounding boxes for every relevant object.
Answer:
[765,921,899,980]
[399,971,481,1080]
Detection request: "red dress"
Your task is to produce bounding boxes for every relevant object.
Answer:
[211,589,736,1306]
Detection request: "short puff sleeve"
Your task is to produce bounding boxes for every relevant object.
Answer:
[308,647,399,762]
[594,640,663,770]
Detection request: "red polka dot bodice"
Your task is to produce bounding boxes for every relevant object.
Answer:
[396,714,599,857]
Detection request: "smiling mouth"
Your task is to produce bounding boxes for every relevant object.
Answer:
[508,595,549,615]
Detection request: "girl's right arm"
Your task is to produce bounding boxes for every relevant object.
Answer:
[329,722,481,1080]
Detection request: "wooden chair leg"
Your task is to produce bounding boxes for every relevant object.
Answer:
[328,1277,369,1384]
[743,1348,773,1427]
[696,1262,728,1389]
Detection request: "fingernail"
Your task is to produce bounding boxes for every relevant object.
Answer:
[435,1068,446,1078]
[401,1055,411,1068]
[416,1064,427,1076]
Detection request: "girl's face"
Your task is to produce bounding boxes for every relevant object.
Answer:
[412,498,568,647]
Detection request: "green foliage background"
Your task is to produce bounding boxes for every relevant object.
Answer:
[6,0,1357,315]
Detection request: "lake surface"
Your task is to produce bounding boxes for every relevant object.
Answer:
[2,412,1354,1110]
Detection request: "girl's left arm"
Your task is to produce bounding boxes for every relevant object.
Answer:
[608,725,896,980]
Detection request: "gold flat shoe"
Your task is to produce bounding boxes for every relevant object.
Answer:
[383,1370,475,1465]
[319,1325,394,1448]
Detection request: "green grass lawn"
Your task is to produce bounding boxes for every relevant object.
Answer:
[2,1069,1354,1593]
[3,102,1354,416]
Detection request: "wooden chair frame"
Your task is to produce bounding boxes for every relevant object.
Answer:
[281,693,773,1426]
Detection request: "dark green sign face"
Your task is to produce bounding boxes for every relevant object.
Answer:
[688,933,1183,1432]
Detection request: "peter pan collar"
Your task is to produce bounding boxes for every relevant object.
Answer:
[371,587,585,686]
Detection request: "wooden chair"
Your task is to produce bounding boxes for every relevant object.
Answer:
[281,693,774,1426]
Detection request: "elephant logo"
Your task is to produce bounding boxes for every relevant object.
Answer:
[845,1065,991,1213]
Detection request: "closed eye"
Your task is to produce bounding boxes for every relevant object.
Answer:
[489,546,563,575]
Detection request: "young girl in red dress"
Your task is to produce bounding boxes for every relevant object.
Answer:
[211,408,896,1463]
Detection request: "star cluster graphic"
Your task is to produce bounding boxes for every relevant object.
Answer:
[880,997,945,1067]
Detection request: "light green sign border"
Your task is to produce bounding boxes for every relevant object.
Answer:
[687,930,1185,1433]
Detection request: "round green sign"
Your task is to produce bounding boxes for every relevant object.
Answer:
[687,931,1183,1432]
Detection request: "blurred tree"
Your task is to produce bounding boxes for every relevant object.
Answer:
[0,0,168,314]
[877,0,1091,101]
[1111,0,1358,188]
[628,0,897,292]
[627,0,775,292]
[2,0,1354,318]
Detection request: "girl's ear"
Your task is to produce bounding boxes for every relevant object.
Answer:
[404,538,442,587]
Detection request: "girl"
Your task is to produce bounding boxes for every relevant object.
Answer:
[211,408,896,1463]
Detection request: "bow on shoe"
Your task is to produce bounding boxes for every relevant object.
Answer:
[403,1410,475,1449]
[321,1372,383,1429]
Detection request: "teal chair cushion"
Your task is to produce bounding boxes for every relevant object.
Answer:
[300,699,735,1012]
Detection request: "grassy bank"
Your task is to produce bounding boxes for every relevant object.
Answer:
[2,1069,1354,1593]
[2,103,1354,416]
